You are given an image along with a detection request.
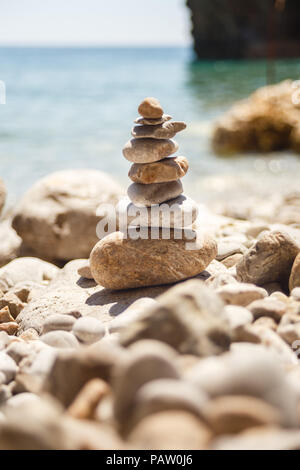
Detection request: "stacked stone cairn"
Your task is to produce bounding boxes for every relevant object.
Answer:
[89,97,217,289]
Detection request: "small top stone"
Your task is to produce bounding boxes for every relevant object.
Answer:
[138,97,163,119]
[134,114,172,126]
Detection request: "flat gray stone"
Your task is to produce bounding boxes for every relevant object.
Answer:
[127,180,183,207]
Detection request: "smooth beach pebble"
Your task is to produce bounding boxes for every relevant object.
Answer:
[72,316,105,344]
[40,331,79,349]
[216,283,268,307]
[42,314,76,334]
[138,97,163,119]
[77,262,94,280]
[0,352,17,383]
[131,121,186,140]
[134,114,172,126]
[89,229,217,290]
[116,195,198,228]
[123,138,178,163]
[128,156,189,184]
[127,180,183,207]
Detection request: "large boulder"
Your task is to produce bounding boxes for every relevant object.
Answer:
[17,259,171,334]
[12,170,123,261]
[212,80,300,154]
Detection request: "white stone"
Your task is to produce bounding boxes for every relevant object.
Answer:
[73,316,105,344]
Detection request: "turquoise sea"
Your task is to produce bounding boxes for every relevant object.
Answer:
[1,46,300,203]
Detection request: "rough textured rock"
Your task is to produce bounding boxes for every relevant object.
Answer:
[90,229,217,290]
[120,280,231,356]
[17,259,172,334]
[138,97,163,119]
[217,283,267,307]
[0,257,59,293]
[131,121,186,140]
[0,179,6,215]
[127,180,183,207]
[134,114,172,126]
[128,410,211,450]
[187,2,300,60]
[290,253,300,292]
[123,138,178,163]
[117,195,198,229]
[128,156,189,184]
[212,81,300,154]
[237,231,300,287]
[12,170,122,261]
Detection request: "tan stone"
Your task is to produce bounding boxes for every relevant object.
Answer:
[0,306,14,323]
[127,180,183,207]
[119,280,230,357]
[67,378,110,420]
[12,170,122,261]
[90,229,217,290]
[134,114,172,126]
[131,121,186,140]
[212,80,300,154]
[123,138,178,163]
[216,283,267,307]
[290,253,300,292]
[0,292,25,319]
[128,410,211,450]
[237,230,300,287]
[253,316,277,331]
[248,298,286,322]
[205,395,281,435]
[77,262,94,279]
[128,156,188,184]
[113,340,179,431]
[0,322,18,335]
[221,253,243,268]
[138,97,163,119]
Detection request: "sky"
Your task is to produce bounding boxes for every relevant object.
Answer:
[0,0,191,46]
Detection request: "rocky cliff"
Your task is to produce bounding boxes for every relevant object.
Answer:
[187,0,300,59]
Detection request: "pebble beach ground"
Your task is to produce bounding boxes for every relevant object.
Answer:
[0,162,300,450]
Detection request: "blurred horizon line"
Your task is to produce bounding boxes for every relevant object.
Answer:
[0,43,192,49]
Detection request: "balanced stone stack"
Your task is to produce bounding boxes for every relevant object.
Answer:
[89,98,217,290]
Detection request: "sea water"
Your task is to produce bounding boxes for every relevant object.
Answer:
[0,46,300,203]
